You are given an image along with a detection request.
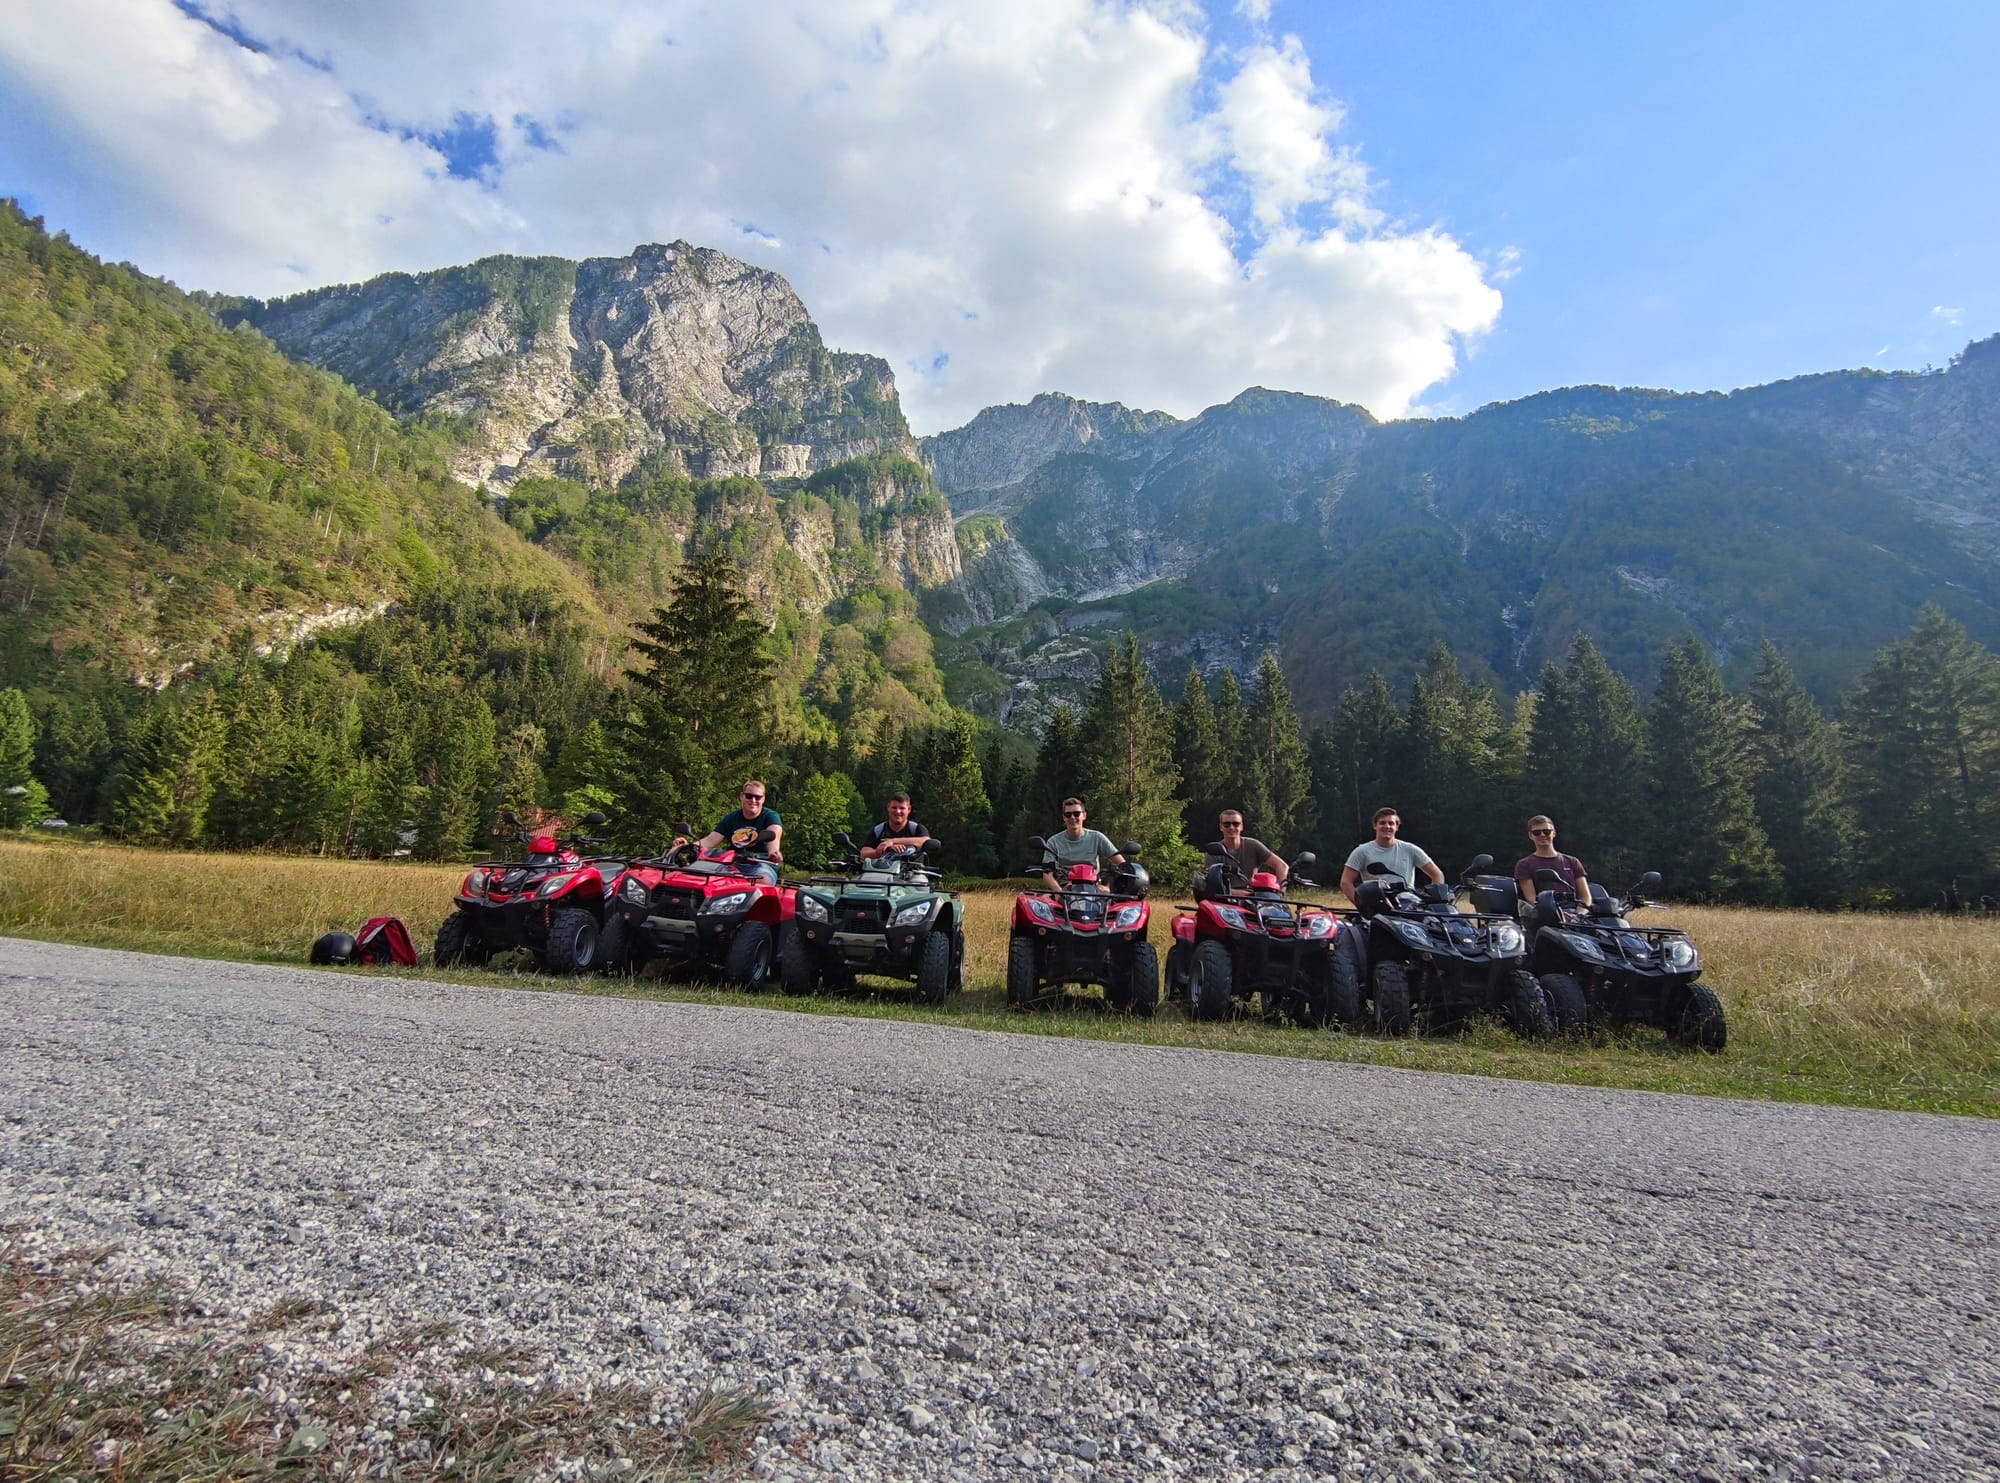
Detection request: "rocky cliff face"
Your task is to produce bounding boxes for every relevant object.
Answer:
[222,244,915,491]
[919,392,1177,508]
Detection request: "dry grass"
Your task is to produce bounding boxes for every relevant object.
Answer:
[0,1234,769,1482]
[4,837,1996,1116]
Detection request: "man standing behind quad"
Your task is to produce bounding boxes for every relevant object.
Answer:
[860,791,931,862]
[1208,810,1289,887]
[1041,797,1125,890]
[690,780,783,885]
[1516,814,1590,906]
[1340,806,1446,904]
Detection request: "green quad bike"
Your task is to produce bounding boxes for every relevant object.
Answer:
[775,834,967,1005]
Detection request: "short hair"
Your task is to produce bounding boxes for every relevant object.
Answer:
[887,790,911,806]
[1372,806,1400,824]
[741,779,767,793]
[1219,809,1244,823]
[1526,814,1554,831]
[1062,797,1086,811]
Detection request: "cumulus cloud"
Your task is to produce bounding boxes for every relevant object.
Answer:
[0,0,1502,432]
[1931,305,1965,326]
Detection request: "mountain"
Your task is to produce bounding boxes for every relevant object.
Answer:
[920,356,2000,722]
[212,244,914,492]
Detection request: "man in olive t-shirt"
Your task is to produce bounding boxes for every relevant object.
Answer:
[1208,809,1287,887]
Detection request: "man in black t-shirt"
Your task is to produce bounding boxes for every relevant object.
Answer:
[688,779,783,884]
[861,791,931,862]
[1207,809,1288,888]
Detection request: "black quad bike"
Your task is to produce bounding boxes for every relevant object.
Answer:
[435,810,618,974]
[1526,868,1726,1051]
[1351,853,1551,1038]
[1006,839,1158,1014]
[776,834,966,1004]
[1164,851,1359,1027]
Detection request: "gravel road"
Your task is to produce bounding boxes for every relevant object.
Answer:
[3,937,1996,1481]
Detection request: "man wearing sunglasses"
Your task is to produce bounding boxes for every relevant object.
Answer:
[1515,815,1589,906]
[1041,797,1124,891]
[692,780,784,885]
[1209,810,1288,888]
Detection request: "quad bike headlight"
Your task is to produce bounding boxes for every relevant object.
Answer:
[1025,899,1059,926]
[1213,905,1250,930]
[891,900,934,927]
[1301,913,1336,938]
[1664,938,1700,971]
[535,872,577,899]
[1111,903,1146,930]
[797,894,829,922]
[1556,931,1605,963]
[1489,921,1525,955]
[702,891,753,916]
[465,870,488,896]
[620,875,650,906]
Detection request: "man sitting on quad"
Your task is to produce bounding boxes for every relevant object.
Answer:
[686,779,784,885]
[1515,814,1590,907]
[1340,806,1445,904]
[1207,810,1289,890]
[1041,797,1125,891]
[861,790,931,864]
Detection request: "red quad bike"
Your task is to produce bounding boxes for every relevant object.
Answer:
[598,822,794,989]
[434,810,615,974]
[1006,837,1158,1015]
[1164,851,1360,1027]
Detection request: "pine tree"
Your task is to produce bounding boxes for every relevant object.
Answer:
[497,723,548,822]
[1171,668,1226,840]
[982,738,1031,874]
[783,770,864,870]
[1399,644,1508,871]
[1843,606,2000,907]
[1524,635,1649,884]
[415,697,497,860]
[906,714,993,873]
[203,676,287,847]
[619,549,776,838]
[1311,671,1403,846]
[1244,652,1312,854]
[1211,670,1266,827]
[1646,638,1781,902]
[354,743,418,857]
[1022,704,1086,855]
[1746,640,1855,906]
[108,695,226,847]
[1079,634,1191,874]
[0,688,50,828]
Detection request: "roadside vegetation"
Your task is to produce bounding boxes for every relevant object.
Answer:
[0,1236,768,1482]
[4,837,1993,1118]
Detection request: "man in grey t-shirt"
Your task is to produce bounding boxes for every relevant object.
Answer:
[1340,806,1445,904]
[1041,797,1125,889]
[1208,809,1288,887]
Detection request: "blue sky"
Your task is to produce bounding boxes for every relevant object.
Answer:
[1,0,1994,430]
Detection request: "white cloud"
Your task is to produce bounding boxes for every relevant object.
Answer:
[1931,305,1965,326]
[0,0,1502,432]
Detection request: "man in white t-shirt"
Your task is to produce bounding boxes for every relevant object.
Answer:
[1340,806,1446,904]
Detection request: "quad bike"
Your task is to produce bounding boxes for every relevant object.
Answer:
[1526,868,1725,1051]
[1351,854,1550,1038]
[1006,839,1157,1014]
[598,822,793,988]
[434,810,616,974]
[776,834,966,1005]
[1163,851,1358,1026]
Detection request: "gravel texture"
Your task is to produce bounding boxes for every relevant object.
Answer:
[3,936,1996,1481]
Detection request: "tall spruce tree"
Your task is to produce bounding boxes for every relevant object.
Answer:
[1171,667,1227,841]
[1647,638,1781,901]
[1080,634,1192,873]
[906,714,994,874]
[108,695,226,847]
[1026,705,1086,843]
[415,696,497,860]
[1843,606,2000,908]
[1746,640,1855,906]
[619,549,777,838]
[1524,634,1649,883]
[1312,671,1403,845]
[1399,645,1508,871]
[1244,652,1313,854]
[0,687,51,828]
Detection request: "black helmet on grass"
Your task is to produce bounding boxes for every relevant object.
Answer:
[311,931,358,965]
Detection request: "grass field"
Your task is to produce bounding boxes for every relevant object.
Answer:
[3,837,1995,1117]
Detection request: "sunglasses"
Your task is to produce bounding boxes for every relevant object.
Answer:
[1530,828,1553,836]
[1221,821,1243,829]
[742,793,764,802]
[1063,810,1084,818]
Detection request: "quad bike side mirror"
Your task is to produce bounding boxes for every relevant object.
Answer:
[580,811,608,828]
[1119,841,1142,857]
[1463,853,1495,876]
[1026,835,1047,853]
[672,819,695,838]
[1203,840,1226,854]
[1534,867,1562,889]
[921,838,942,855]
[1366,862,1391,876]
[1638,871,1663,892]
[1294,852,1317,870]
[500,810,522,828]
[835,831,857,853]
